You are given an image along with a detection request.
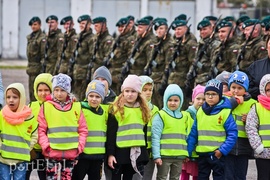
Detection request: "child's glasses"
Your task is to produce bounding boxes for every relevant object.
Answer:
[205,93,218,98]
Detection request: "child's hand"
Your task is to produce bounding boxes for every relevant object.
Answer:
[108,155,117,169]
[242,114,247,123]
[183,157,189,163]
[154,158,162,166]
[214,150,222,159]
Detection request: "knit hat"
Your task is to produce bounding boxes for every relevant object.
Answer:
[205,79,223,100]
[93,66,112,86]
[139,75,154,90]
[228,70,249,91]
[192,85,206,102]
[85,80,105,101]
[259,74,270,96]
[215,71,232,85]
[52,73,72,93]
[121,75,142,93]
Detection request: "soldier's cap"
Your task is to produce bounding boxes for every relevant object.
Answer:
[142,15,153,21]
[126,15,135,21]
[154,19,168,30]
[242,19,260,29]
[60,16,73,25]
[266,23,270,31]
[236,15,250,26]
[174,14,187,21]
[77,15,91,23]
[153,17,167,23]
[216,20,232,31]
[172,20,187,30]
[135,18,150,26]
[29,16,41,26]
[197,19,211,30]
[223,16,235,22]
[116,17,129,26]
[261,16,270,27]
[203,15,217,21]
[92,16,106,24]
[46,15,58,23]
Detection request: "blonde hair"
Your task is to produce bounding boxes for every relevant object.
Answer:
[111,93,151,124]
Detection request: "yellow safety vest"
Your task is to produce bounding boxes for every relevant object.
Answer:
[82,107,107,154]
[29,101,42,150]
[256,103,270,147]
[147,105,159,149]
[158,110,189,157]
[196,108,230,153]
[115,106,146,148]
[44,102,81,150]
[0,113,38,161]
[232,98,256,138]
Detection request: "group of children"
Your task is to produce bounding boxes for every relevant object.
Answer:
[1,66,270,180]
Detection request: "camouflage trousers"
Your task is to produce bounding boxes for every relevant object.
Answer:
[46,159,76,180]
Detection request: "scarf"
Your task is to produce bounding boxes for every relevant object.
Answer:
[2,105,32,125]
[258,95,270,110]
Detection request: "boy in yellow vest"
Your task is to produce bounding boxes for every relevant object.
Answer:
[187,79,238,179]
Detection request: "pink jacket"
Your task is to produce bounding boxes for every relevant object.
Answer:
[38,98,88,160]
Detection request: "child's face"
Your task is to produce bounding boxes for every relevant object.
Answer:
[265,83,270,98]
[193,93,205,110]
[37,83,51,102]
[87,92,102,108]
[205,90,219,107]
[230,82,246,96]
[167,95,180,111]
[6,89,20,112]
[53,87,68,102]
[123,88,139,105]
[222,83,229,93]
[141,84,153,101]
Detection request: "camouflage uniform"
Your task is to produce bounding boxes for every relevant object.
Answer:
[26,29,46,101]
[45,29,63,75]
[72,29,94,100]
[54,28,77,75]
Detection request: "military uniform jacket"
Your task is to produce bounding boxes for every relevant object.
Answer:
[26,29,46,75]
[46,29,63,64]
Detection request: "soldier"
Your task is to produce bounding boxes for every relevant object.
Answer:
[72,15,94,100]
[167,20,197,109]
[54,16,77,75]
[203,15,219,40]
[237,19,267,71]
[223,16,236,27]
[127,15,137,37]
[261,16,270,41]
[26,16,46,101]
[142,15,156,39]
[92,16,114,72]
[44,15,63,75]
[236,15,250,44]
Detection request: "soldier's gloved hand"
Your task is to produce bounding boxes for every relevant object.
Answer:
[184,81,192,98]
[158,80,167,96]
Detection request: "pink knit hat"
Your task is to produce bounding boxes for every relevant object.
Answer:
[121,75,142,93]
[192,84,205,101]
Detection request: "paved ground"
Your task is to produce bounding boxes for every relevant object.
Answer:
[0,59,257,179]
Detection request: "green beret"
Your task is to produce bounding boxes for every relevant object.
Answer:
[154,19,167,30]
[242,19,260,29]
[197,19,211,30]
[92,16,106,24]
[29,16,41,26]
[46,15,58,23]
[127,15,135,21]
[60,16,73,25]
[265,23,270,31]
[174,14,187,21]
[236,15,250,26]
[116,17,129,26]
[135,18,150,26]
[142,15,153,21]
[216,20,232,31]
[203,15,217,21]
[223,16,235,22]
[77,15,91,23]
[153,17,167,23]
[172,20,187,30]
[261,16,270,27]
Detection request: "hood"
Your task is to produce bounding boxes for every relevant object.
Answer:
[5,83,26,112]
[259,74,270,96]
[33,73,53,103]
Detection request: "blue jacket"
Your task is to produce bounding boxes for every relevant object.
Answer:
[187,97,238,156]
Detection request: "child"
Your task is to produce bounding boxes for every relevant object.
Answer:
[187,79,238,179]
[132,75,159,180]
[26,73,52,180]
[72,80,106,180]
[0,83,37,179]
[38,73,88,179]
[152,84,192,180]
[246,74,270,180]
[181,84,205,180]
[224,71,256,180]
[106,74,151,180]
[215,71,231,93]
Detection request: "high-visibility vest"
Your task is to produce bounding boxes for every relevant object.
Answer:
[147,105,159,149]
[115,106,146,148]
[158,110,188,157]
[82,107,107,154]
[232,98,256,138]
[44,102,81,150]
[0,113,38,161]
[196,108,230,153]
[256,103,270,147]
[29,101,42,150]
